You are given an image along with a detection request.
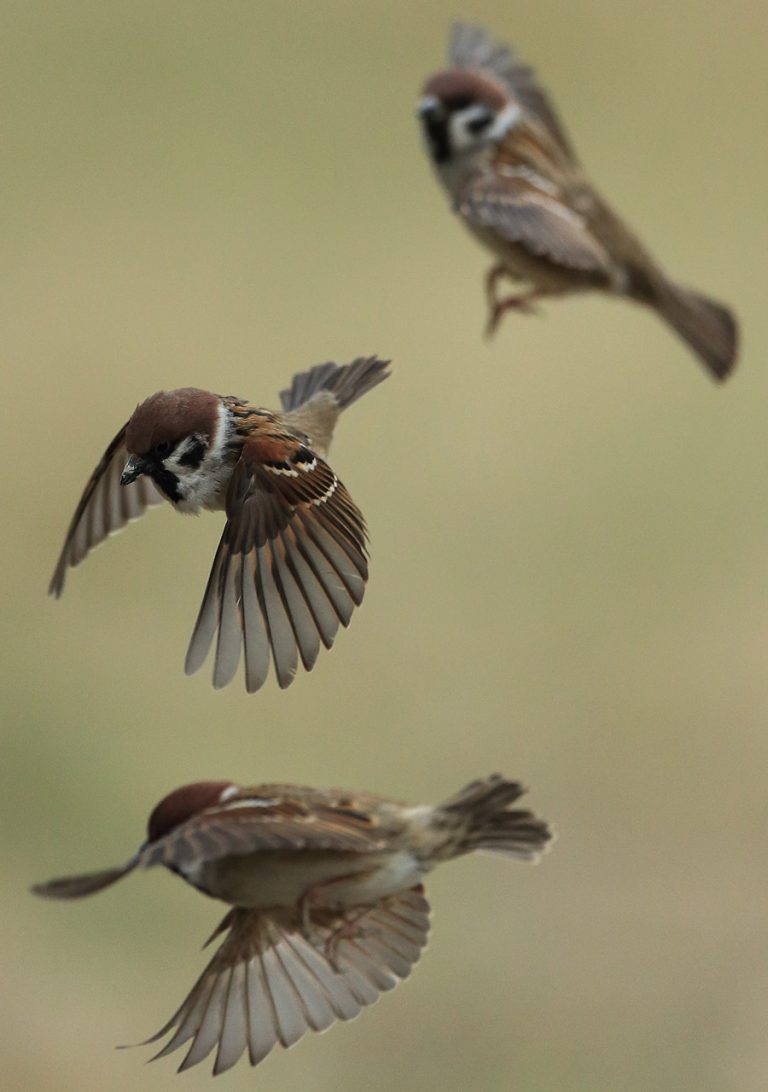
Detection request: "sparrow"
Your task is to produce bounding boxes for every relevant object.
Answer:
[417,23,738,380]
[49,356,390,691]
[33,773,551,1074]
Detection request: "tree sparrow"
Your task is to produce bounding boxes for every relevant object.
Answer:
[33,774,551,1074]
[49,357,390,691]
[418,23,738,380]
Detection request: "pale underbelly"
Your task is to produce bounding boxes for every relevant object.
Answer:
[186,849,425,911]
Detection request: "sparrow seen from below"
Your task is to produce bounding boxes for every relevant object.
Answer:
[418,23,738,380]
[33,774,552,1075]
[50,357,390,691]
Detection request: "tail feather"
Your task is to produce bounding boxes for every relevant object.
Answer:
[279,356,391,413]
[650,279,738,381]
[441,774,552,861]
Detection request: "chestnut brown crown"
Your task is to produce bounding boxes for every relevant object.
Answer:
[422,70,508,113]
[125,388,220,457]
[147,781,236,843]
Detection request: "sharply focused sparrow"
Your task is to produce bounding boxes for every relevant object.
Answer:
[33,774,551,1074]
[418,23,738,380]
[49,357,390,691]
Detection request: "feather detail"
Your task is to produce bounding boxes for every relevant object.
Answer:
[134,888,430,1074]
[185,430,367,692]
[49,425,164,596]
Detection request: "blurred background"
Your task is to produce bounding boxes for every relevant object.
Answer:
[2,1,767,1089]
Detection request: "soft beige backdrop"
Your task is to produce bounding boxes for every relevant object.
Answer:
[2,1,767,1089]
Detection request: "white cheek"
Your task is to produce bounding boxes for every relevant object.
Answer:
[173,464,229,512]
[167,403,234,512]
[449,113,481,153]
[164,441,206,481]
[450,102,522,153]
[487,102,522,141]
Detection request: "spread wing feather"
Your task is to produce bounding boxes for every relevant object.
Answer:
[185,432,367,692]
[49,425,164,596]
[139,888,430,1074]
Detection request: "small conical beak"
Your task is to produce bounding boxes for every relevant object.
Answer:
[120,455,148,486]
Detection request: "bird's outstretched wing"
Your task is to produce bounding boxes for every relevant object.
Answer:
[49,424,164,597]
[141,887,431,1074]
[185,431,368,691]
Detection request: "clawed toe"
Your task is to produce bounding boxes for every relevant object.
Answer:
[323,914,377,971]
[485,294,541,337]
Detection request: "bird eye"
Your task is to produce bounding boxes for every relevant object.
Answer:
[154,440,173,459]
[466,110,493,135]
[446,95,473,111]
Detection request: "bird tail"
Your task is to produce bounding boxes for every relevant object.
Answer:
[279,356,391,413]
[439,774,552,861]
[647,277,738,381]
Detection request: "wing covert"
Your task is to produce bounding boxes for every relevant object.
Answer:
[139,795,388,871]
[461,170,613,275]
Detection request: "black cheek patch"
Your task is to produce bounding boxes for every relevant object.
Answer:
[150,465,183,504]
[423,115,451,164]
[177,438,206,469]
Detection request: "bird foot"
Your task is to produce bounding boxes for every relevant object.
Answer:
[485,293,541,338]
[323,910,376,972]
[297,870,377,969]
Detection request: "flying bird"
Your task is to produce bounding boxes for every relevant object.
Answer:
[50,357,390,691]
[33,773,552,1074]
[417,23,737,380]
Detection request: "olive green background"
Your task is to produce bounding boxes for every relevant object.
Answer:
[3,1,767,1089]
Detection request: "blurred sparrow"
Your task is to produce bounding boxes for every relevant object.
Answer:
[50,357,390,691]
[33,774,552,1075]
[418,23,738,380]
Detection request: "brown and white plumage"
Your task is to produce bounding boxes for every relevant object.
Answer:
[49,356,390,691]
[449,21,576,161]
[418,23,738,380]
[143,890,430,1074]
[33,774,552,1075]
